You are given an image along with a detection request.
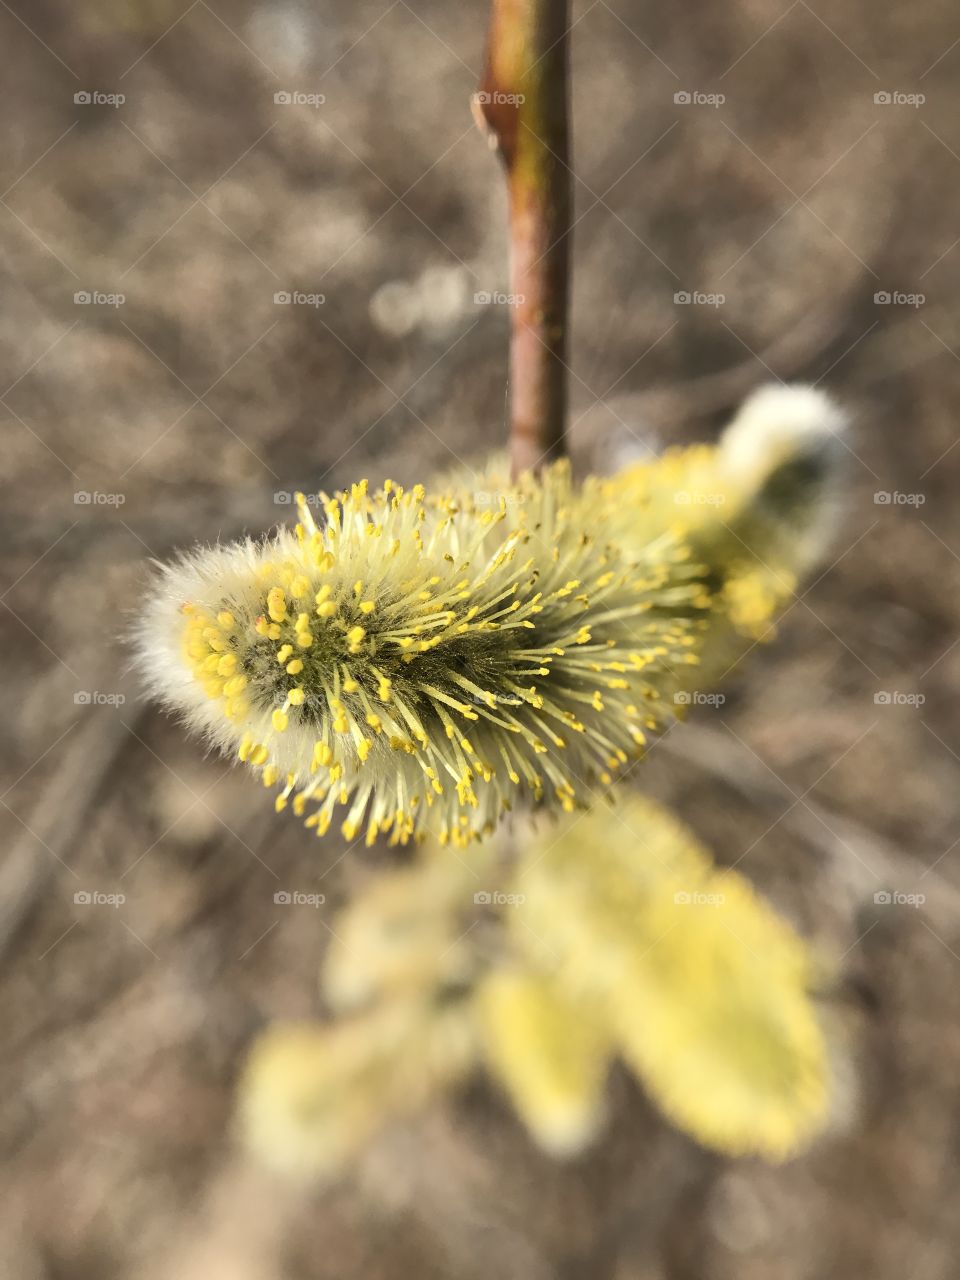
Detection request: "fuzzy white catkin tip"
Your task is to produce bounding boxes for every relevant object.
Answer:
[720,384,848,484]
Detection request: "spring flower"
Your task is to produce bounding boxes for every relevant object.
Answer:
[476,970,611,1155]
[461,384,847,642]
[238,793,835,1175]
[240,1006,476,1178]
[599,383,848,641]
[135,468,711,847]
[135,384,844,844]
[496,794,831,1160]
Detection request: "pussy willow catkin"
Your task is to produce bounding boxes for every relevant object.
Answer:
[135,385,845,847]
[136,466,711,847]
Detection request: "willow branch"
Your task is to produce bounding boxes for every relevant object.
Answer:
[474,0,572,478]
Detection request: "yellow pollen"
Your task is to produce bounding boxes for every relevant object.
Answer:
[267,587,287,623]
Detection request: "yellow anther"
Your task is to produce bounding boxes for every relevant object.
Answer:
[272,709,289,732]
[296,632,314,648]
[277,644,294,664]
[216,610,235,628]
[288,687,306,706]
[267,586,287,623]
[285,658,304,675]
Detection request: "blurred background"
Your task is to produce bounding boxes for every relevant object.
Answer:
[2,0,960,1276]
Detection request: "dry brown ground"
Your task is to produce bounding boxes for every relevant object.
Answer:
[2,1,960,1277]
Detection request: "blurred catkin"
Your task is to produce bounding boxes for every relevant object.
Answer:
[239,793,834,1173]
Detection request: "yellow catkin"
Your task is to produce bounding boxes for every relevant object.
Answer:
[139,386,843,848]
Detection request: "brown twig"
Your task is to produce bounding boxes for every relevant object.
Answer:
[475,0,572,478]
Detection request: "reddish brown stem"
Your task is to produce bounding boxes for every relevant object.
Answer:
[475,0,572,478]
